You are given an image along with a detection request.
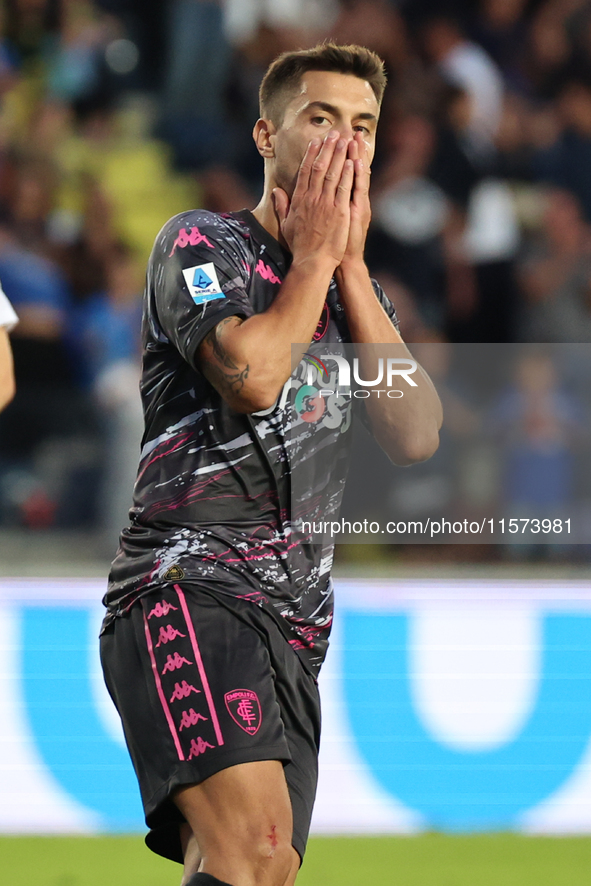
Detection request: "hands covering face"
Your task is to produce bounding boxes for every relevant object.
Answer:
[272,130,371,270]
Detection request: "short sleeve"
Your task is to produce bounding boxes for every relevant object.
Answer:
[0,285,18,331]
[372,279,401,332]
[151,212,255,370]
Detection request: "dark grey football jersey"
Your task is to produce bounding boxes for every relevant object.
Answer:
[104,209,398,673]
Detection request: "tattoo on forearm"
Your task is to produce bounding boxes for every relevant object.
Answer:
[203,318,249,396]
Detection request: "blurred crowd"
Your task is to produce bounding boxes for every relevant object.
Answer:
[2,0,591,549]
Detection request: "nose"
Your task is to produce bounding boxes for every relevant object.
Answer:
[336,125,354,143]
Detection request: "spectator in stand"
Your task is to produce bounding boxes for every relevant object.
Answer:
[93,0,166,93]
[366,112,450,330]
[329,0,410,79]
[0,1,19,93]
[469,0,530,94]
[520,188,591,342]
[421,14,505,160]
[2,0,62,68]
[72,241,142,547]
[489,349,583,557]
[568,2,591,87]
[0,283,17,412]
[8,155,57,252]
[224,0,337,45]
[0,217,100,528]
[538,79,591,223]
[523,1,573,98]
[46,0,110,105]
[158,0,234,170]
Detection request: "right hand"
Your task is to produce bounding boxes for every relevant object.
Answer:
[272,131,354,269]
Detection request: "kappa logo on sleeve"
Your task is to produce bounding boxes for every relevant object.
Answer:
[182,263,225,305]
[169,226,214,256]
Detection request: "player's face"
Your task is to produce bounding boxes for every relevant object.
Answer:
[271,70,380,197]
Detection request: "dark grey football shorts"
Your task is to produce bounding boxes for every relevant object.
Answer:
[100,584,321,864]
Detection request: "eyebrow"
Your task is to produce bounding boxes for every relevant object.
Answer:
[306,100,377,122]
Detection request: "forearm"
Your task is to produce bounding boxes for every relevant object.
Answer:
[335,259,404,344]
[0,328,15,412]
[336,260,442,465]
[199,255,336,413]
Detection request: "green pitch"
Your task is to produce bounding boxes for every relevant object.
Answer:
[2,834,591,886]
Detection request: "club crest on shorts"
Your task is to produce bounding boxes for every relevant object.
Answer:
[224,689,262,735]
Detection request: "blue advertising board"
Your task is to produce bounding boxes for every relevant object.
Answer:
[1,578,591,834]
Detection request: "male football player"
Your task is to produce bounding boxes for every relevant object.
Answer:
[101,43,442,886]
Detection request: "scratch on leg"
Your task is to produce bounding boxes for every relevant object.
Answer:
[267,824,278,857]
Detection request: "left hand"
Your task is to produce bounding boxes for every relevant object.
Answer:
[340,132,372,266]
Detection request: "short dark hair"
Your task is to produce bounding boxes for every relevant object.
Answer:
[259,43,387,126]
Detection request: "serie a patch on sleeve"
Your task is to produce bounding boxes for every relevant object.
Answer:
[182,263,225,305]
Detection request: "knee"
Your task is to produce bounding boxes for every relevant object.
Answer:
[248,826,293,886]
[213,825,291,886]
[200,823,293,886]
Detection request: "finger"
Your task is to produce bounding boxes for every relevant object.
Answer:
[352,135,371,207]
[352,157,370,209]
[347,137,359,161]
[355,129,368,151]
[335,158,354,207]
[291,138,321,203]
[349,135,369,195]
[272,188,290,228]
[358,130,371,163]
[321,137,349,199]
[308,130,340,194]
[352,131,371,177]
[355,129,370,159]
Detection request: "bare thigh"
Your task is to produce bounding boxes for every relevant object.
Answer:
[175,759,299,886]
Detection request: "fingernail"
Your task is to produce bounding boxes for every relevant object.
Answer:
[337,138,346,149]
[328,130,339,140]
[310,138,320,147]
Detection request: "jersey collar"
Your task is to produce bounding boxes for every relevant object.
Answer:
[233,209,291,273]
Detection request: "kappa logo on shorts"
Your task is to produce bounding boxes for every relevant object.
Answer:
[147,600,178,619]
[155,624,186,646]
[224,689,262,735]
